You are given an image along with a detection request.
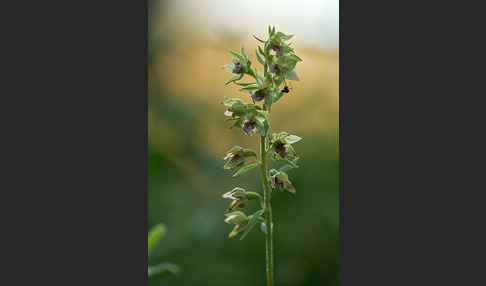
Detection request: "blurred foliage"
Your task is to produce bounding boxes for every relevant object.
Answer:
[148,223,180,278]
[148,2,338,286]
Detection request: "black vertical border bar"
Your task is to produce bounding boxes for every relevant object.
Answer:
[7,0,151,284]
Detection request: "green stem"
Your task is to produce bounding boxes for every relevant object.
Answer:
[260,134,274,286]
[261,44,274,286]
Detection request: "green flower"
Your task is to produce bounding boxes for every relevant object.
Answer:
[222,187,248,213]
[224,211,249,238]
[242,120,257,136]
[223,97,246,118]
[251,89,265,103]
[232,62,243,74]
[270,169,296,195]
[265,30,302,83]
[270,132,301,160]
[223,98,270,136]
[223,146,257,170]
[222,48,253,85]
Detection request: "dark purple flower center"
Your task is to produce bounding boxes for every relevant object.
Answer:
[251,90,265,103]
[242,121,256,135]
[272,45,283,54]
[230,153,241,163]
[281,86,289,93]
[270,64,280,74]
[232,62,243,74]
[275,142,287,158]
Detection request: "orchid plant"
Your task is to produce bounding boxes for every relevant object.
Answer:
[221,26,303,286]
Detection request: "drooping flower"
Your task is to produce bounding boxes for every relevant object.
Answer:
[274,141,287,158]
[232,62,243,74]
[222,187,246,200]
[222,187,248,213]
[270,169,296,195]
[224,211,249,238]
[251,89,265,103]
[270,132,301,160]
[242,120,257,136]
[222,98,269,136]
[223,146,257,170]
[222,48,253,85]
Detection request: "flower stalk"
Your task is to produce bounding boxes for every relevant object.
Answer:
[260,133,274,286]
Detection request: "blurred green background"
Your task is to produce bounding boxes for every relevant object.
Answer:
[148,0,338,285]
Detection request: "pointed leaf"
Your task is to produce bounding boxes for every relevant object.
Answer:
[245,191,263,201]
[256,49,265,65]
[285,134,302,144]
[285,68,300,81]
[243,148,257,157]
[225,73,244,85]
[235,82,257,87]
[229,50,244,62]
[233,162,260,177]
[253,35,266,43]
[283,157,299,168]
[223,63,235,74]
[239,86,259,93]
[240,210,264,240]
[290,54,303,62]
[279,164,293,173]
[225,145,243,154]
[258,46,265,58]
[276,32,294,40]
[241,46,248,61]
